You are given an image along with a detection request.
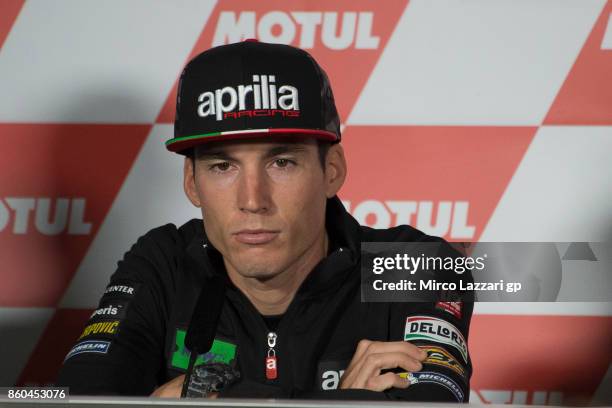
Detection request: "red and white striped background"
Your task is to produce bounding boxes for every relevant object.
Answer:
[0,0,611,404]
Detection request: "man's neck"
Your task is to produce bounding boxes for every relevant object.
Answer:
[224,230,329,316]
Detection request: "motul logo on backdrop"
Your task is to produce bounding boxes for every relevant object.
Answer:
[342,200,476,239]
[0,197,91,235]
[212,11,380,50]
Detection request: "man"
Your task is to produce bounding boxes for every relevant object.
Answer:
[56,40,472,401]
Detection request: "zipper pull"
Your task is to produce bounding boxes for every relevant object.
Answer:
[265,332,278,380]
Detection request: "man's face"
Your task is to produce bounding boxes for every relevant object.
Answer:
[184,137,344,281]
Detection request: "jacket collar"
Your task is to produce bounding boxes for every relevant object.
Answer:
[185,195,362,295]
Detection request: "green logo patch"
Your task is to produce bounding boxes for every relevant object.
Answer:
[171,328,237,370]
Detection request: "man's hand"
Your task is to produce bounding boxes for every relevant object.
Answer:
[339,339,427,392]
[150,374,218,399]
[151,374,184,398]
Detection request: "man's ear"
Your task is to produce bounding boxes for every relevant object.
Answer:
[183,157,201,208]
[324,143,347,198]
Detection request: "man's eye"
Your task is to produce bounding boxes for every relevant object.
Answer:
[273,158,294,168]
[210,162,231,172]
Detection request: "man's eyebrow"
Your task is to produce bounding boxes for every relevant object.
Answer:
[195,150,235,161]
[195,144,308,161]
[263,144,308,158]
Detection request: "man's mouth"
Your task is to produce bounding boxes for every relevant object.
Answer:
[233,229,280,245]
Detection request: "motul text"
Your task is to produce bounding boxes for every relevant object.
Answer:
[213,11,380,50]
[0,198,91,235]
[342,200,476,239]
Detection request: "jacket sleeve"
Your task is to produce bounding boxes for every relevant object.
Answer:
[288,301,473,402]
[385,300,473,402]
[55,228,173,395]
[384,239,474,402]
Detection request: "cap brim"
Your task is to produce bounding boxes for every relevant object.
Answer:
[166,128,339,153]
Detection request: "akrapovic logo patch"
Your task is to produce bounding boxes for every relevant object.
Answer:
[197,74,300,121]
[404,316,468,362]
[78,320,120,340]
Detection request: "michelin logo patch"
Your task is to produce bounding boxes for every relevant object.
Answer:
[404,316,468,362]
[407,371,465,402]
[64,340,111,361]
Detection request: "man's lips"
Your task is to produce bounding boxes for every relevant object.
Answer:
[233,229,280,245]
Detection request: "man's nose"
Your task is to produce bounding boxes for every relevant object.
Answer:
[237,166,272,214]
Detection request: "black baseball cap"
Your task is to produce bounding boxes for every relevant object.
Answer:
[165,39,341,154]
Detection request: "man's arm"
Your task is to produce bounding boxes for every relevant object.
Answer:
[384,300,473,402]
[286,302,472,402]
[55,230,171,395]
[302,242,474,402]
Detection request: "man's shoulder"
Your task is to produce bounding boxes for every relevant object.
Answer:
[136,218,203,250]
[359,223,446,244]
[120,219,204,269]
[110,218,204,285]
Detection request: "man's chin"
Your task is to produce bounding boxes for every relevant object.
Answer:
[227,254,282,280]
[237,267,281,281]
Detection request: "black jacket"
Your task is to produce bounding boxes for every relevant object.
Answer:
[56,196,473,401]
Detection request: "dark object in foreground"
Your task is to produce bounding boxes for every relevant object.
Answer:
[185,362,241,398]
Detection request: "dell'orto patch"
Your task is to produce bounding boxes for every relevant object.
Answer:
[404,315,468,362]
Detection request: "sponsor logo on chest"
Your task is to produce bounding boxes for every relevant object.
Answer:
[316,360,349,390]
